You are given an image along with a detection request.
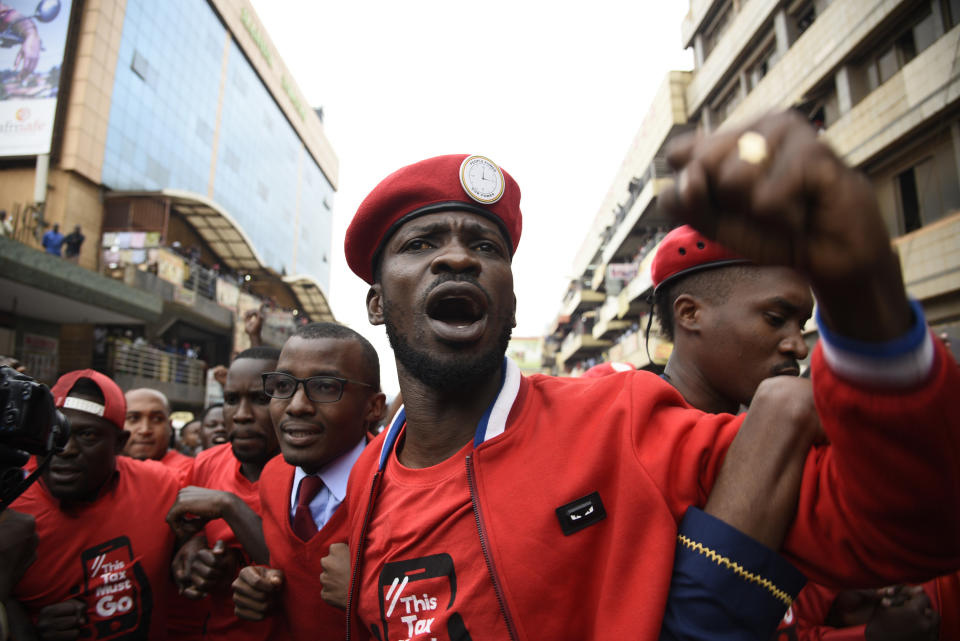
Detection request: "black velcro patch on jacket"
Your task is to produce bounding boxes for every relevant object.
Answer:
[555,491,606,536]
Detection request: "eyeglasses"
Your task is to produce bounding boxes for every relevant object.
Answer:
[261,372,374,403]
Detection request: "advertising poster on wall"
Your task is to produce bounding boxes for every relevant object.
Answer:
[0,0,74,156]
[21,332,57,383]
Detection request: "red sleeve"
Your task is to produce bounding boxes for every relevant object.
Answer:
[783,341,960,586]
[635,340,960,588]
[780,584,867,641]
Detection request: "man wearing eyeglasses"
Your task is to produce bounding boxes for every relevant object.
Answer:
[165,346,283,641]
[228,322,385,641]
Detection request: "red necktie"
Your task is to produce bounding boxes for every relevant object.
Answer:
[292,476,325,541]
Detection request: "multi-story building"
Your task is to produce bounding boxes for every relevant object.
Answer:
[0,0,338,408]
[548,0,960,375]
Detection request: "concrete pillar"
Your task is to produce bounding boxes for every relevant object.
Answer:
[930,0,946,39]
[702,106,715,133]
[773,8,792,57]
[835,66,853,115]
[693,33,705,68]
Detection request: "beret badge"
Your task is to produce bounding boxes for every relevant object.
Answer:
[460,155,505,204]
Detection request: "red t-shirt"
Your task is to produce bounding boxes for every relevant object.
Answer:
[160,449,195,484]
[190,444,282,641]
[12,457,180,640]
[259,455,350,641]
[161,446,205,641]
[357,433,505,641]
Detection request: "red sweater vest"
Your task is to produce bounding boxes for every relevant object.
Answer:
[260,455,350,641]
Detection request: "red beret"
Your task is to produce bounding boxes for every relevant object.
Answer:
[345,154,522,284]
[51,369,126,431]
[651,225,751,293]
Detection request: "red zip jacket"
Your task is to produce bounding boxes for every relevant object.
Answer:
[345,340,960,641]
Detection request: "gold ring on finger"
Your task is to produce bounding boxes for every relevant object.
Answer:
[737,131,768,166]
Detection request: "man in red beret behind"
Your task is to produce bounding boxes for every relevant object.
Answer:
[648,228,949,639]
[650,224,813,414]
[9,369,181,640]
[340,115,960,641]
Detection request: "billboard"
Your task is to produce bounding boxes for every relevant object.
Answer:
[0,0,73,156]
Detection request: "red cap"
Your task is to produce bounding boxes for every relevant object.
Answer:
[345,154,523,284]
[651,225,751,293]
[50,369,126,431]
[581,362,635,378]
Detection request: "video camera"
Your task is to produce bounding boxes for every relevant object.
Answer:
[0,366,70,510]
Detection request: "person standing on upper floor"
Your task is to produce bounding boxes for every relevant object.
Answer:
[63,225,85,264]
[41,223,63,256]
[0,210,13,237]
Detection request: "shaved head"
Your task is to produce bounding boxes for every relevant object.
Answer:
[125,388,171,414]
[123,388,172,460]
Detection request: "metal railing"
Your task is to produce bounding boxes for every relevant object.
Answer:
[107,341,206,387]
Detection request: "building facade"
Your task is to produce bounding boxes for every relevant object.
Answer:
[0,0,338,407]
[548,0,960,374]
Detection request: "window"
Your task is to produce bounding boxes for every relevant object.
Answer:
[942,0,960,28]
[703,1,733,60]
[712,82,742,126]
[748,44,776,90]
[865,8,935,91]
[897,168,922,234]
[791,0,817,36]
[131,50,151,83]
[894,147,960,235]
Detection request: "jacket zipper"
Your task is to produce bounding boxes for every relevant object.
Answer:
[345,470,382,641]
[466,453,520,641]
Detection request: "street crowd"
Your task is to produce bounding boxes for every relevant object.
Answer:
[1,112,959,641]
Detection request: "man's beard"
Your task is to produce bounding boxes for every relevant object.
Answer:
[383,294,513,393]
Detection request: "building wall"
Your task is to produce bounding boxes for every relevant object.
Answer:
[549,0,960,371]
[44,170,105,271]
[209,0,339,188]
[0,167,103,271]
[60,0,128,183]
[96,0,335,288]
[0,168,37,226]
[570,72,692,280]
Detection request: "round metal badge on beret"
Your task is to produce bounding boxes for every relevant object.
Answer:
[460,155,505,204]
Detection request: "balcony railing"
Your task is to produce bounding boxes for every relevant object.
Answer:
[107,341,206,388]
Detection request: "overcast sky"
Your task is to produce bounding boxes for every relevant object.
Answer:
[250,1,693,397]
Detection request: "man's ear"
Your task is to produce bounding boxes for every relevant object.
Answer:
[115,429,131,453]
[367,285,384,326]
[673,294,702,334]
[511,293,517,328]
[364,392,387,431]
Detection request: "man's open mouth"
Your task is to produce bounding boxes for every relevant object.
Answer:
[428,295,483,326]
[425,283,489,341]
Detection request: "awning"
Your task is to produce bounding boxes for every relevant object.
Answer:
[104,190,334,321]
[284,275,332,321]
